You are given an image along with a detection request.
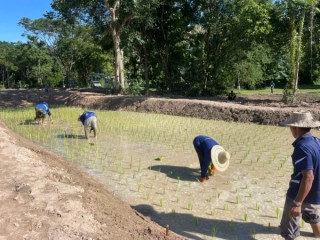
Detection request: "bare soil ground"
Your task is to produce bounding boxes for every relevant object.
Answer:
[0,88,320,240]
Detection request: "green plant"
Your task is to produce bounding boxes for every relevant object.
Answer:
[160,198,164,207]
[212,226,217,238]
[276,207,281,219]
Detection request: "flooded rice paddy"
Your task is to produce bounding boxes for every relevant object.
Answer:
[1,106,320,240]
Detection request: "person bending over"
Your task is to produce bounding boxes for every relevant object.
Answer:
[193,135,230,182]
[78,111,97,139]
[34,102,52,124]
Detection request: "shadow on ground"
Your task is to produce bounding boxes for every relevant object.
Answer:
[150,165,200,182]
[19,119,39,125]
[57,134,87,139]
[134,204,315,240]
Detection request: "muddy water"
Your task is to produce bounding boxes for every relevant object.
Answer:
[4,108,320,240]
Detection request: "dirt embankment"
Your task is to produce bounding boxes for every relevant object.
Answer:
[1,88,320,125]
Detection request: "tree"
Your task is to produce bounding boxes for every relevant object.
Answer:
[20,12,108,88]
[51,0,136,92]
[0,42,16,88]
[188,0,272,94]
[281,0,318,103]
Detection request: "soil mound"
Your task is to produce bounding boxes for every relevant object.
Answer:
[1,88,320,124]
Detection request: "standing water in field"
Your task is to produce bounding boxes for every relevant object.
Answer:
[2,107,319,240]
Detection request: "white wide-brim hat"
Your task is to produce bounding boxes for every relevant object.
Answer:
[211,145,230,172]
[280,110,320,128]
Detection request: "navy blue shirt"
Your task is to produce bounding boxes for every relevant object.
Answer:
[287,133,320,204]
[193,135,219,178]
[79,112,96,125]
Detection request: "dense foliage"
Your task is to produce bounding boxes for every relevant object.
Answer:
[0,0,319,100]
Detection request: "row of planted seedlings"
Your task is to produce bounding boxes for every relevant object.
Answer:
[1,106,318,239]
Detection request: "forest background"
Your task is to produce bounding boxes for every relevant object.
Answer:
[0,0,319,102]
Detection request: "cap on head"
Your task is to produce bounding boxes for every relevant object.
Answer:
[280,110,320,128]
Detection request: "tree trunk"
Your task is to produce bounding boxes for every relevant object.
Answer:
[310,3,315,83]
[104,0,125,92]
[293,8,305,95]
[112,29,125,90]
[143,45,150,96]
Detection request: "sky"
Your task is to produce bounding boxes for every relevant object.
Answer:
[0,0,53,43]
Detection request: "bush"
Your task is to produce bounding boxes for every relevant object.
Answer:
[123,78,144,96]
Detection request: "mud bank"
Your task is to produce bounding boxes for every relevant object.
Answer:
[1,89,320,125]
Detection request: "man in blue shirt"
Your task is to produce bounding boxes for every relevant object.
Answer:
[34,102,52,124]
[78,111,97,139]
[193,135,230,182]
[270,81,275,93]
[280,111,320,240]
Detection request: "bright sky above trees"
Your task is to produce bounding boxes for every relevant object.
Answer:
[0,0,52,43]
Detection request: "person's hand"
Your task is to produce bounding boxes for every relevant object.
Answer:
[290,206,301,218]
[208,164,216,175]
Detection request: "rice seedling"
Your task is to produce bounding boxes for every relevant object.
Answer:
[229,221,235,231]
[212,226,217,238]
[250,229,256,239]
[256,203,261,211]
[137,183,142,192]
[160,198,164,207]
[236,194,240,204]
[194,217,200,226]
[210,208,215,216]
[223,203,229,211]
[276,207,282,219]
[171,209,176,216]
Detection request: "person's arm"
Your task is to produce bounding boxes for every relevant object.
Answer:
[290,170,314,217]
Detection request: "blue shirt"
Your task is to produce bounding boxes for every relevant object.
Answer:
[79,112,96,125]
[193,135,219,178]
[287,133,320,204]
[35,102,50,115]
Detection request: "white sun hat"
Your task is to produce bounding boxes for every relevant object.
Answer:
[280,110,320,128]
[210,145,230,172]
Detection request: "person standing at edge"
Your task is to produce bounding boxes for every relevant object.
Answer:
[280,111,320,240]
[270,81,275,93]
[78,111,98,139]
[193,135,230,182]
[34,102,52,124]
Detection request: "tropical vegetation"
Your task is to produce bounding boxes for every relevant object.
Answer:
[0,0,319,102]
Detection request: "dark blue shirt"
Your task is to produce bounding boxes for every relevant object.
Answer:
[287,133,320,204]
[79,112,96,125]
[193,135,219,178]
